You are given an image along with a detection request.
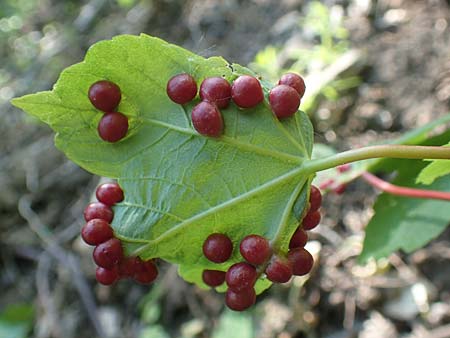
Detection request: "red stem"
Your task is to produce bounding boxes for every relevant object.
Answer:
[361,172,450,201]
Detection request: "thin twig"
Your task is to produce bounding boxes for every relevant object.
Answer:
[18,195,106,338]
[36,254,62,338]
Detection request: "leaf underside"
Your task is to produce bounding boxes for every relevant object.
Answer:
[12,34,314,290]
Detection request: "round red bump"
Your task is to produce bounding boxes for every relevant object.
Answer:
[225,262,257,292]
[96,182,124,206]
[96,266,119,285]
[134,260,158,284]
[88,80,122,112]
[200,77,232,109]
[191,101,224,137]
[278,73,306,98]
[231,75,264,108]
[202,270,226,287]
[302,210,321,230]
[309,185,322,212]
[269,84,300,119]
[166,73,198,104]
[288,247,314,276]
[93,238,123,269]
[84,202,114,223]
[225,287,256,311]
[202,233,233,263]
[97,112,129,143]
[265,256,293,283]
[81,219,114,246]
[239,234,271,265]
[289,227,308,249]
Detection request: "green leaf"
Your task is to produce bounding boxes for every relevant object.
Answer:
[212,310,253,338]
[360,131,450,262]
[0,304,34,338]
[139,326,170,338]
[359,158,450,262]
[416,142,450,184]
[12,34,314,290]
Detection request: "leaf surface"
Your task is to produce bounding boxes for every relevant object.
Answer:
[12,34,314,289]
[416,142,450,184]
[0,304,34,338]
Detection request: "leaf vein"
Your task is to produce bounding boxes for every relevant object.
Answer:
[120,202,184,222]
[132,164,306,254]
[141,117,303,163]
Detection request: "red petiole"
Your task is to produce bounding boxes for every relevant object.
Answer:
[361,172,450,201]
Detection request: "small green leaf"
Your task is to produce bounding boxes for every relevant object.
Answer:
[0,304,34,338]
[359,158,450,262]
[12,34,314,289]
[139,325,170,338]
[416,142,450,184]
[212,310,253,338]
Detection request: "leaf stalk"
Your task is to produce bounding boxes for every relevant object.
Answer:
[301,145,450,175]
[361,172,450,201]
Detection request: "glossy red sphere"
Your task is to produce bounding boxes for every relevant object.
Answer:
[265,256,293,283]
[239,234,271,265]
[96,266,119,285]
[269,84,300,119]
[191,101,224,137]
[134,260,158,284]
[278,73,306,98]
[231,75,264,108]
[309,185,322,212]
[225,287,256,311]
[288,247,314,276]
[81,219,114,246]
[225,262,257,292]
[84,202,114,223]
[302,210,321,230]
[88,80,122,112]
[167,73,198,104]
[202,233,233,263]
[200,77,232,109]
[96,182,124,206]
[289,227,308,249]
[98,112,129,143]
[93,238,123,269]
[202,270,226,287]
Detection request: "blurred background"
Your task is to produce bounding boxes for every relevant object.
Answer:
[1,0,450,337]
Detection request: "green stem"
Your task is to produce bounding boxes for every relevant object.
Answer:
[301,145,450,175]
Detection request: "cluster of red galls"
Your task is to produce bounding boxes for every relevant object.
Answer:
[199,185,322,311]
[80,182,322,311]
[82,183,158,285]
[88,80,129,143]
[87,72,305,142]
[166,72,306,137]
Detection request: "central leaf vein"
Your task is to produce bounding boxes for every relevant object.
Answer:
[131,164,307,254]
[141,117,303,164]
